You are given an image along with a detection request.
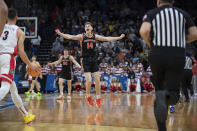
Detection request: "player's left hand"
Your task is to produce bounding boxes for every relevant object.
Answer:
[120,34,125,39]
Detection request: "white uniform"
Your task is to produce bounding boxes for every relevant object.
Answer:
[0,24,19,84]
[0,23,29,117]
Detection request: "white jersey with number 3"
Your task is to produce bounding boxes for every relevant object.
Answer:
[0,24,19,56]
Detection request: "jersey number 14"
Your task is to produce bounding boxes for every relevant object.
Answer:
[87,42,93,49]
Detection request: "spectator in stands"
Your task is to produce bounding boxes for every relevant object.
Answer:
[143,78,154,93]
[141,55,149,71]
[140,72,149,93]
[104,53,111,63]
[109,62,116,75]
[137,60,144,73]
[110,78,117,93]
[52,37,62,55]
[115,65,123,76]
[116,51,125,62]
[100,77,107,93]
[132,52,140,63]
[146,66,152,76]
[127,67,135,80]
[100,59,108,69]
[116,78,123,93]
[129,79,136,92]
[31,35,42,45]
[140,77,146,93]
[41,64,48,93]
[48,65,56,74]
[74,78,83,92]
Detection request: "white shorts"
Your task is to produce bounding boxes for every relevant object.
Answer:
[0,54,15,84]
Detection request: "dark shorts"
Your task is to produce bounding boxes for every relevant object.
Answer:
[32,77,37,80]
[59,71,72,80]
[82,58,99,73]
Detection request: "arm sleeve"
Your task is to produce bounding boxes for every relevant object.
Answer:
[143,10,154,23]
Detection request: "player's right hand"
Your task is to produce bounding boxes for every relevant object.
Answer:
[120,34,125,39]
[29,62,41,72]
[55,29,61,35]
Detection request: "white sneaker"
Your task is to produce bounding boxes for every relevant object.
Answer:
[67,94,71,102]
[67,95,71,99]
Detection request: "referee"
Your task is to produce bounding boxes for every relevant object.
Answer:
[182,54,195,102]
[140,0,197,131]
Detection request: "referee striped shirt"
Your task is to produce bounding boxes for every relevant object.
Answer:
[184,56,193,70]
[143,5,195,48]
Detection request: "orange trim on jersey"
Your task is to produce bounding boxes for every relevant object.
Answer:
[84,40,96,42]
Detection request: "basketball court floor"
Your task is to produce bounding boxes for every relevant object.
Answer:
[0,93,197,131]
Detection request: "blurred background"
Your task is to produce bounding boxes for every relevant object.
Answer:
[3,0,197,94]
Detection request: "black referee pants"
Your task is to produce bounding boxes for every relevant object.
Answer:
[149,48,185,105]
[181,69,193,100]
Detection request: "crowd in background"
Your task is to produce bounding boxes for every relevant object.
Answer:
[10,0,197,93]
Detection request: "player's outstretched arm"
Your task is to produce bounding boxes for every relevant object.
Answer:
[70,56,81,69]
[95,34,125,42]
[17,29,40,71]
[55,29,82,41]
[48,56,62,66]
[0,0,8,36]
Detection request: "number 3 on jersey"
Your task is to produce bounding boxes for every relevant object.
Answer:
[2,31,9,40]
[87,42,93,49]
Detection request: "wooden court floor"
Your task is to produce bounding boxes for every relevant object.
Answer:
[0,93,197,131]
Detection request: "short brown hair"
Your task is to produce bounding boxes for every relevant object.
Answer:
[8,8,17,20]
[85,22,93,27]
[64,48,68,51]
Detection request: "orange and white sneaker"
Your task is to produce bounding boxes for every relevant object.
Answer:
[96,98,102,108]
[56,95,64,100]
[86,96,94,106]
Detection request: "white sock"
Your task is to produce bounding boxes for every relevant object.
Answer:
[0,81,10,100]
[10,82,28,116]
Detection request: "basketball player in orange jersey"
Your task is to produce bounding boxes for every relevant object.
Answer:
[55,22,125,108]
[48,49,81,100]
[25,56,43,96]
[0,8,40,124]
[0,0,8,36]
